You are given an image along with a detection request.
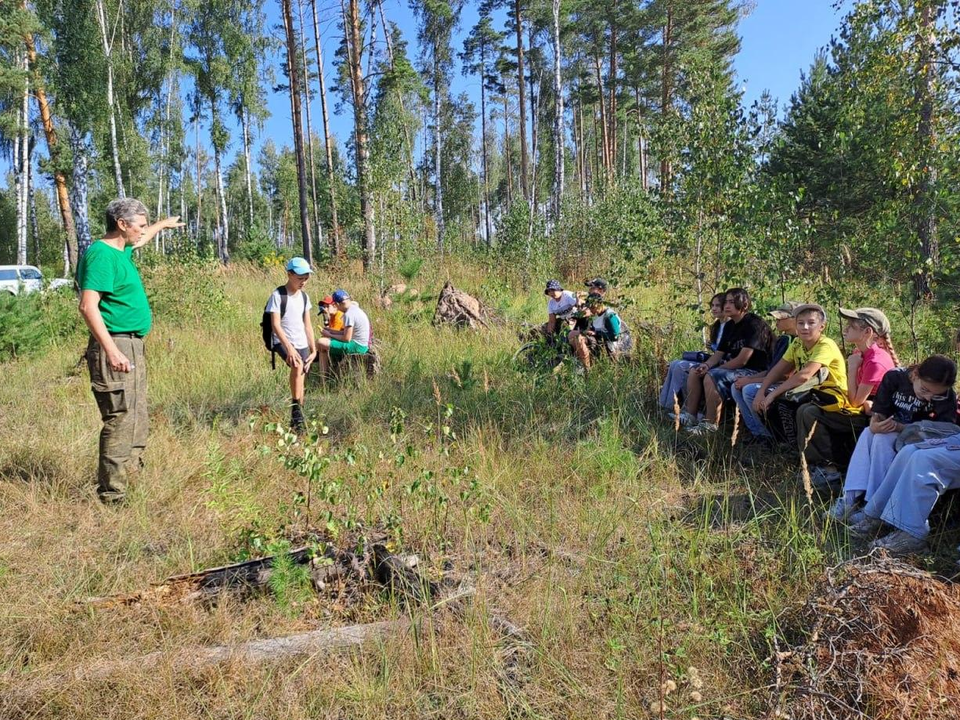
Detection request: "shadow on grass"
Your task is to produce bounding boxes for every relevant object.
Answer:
[0,445,67,485]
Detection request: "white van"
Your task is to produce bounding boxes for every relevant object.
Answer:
[0,265,72,296]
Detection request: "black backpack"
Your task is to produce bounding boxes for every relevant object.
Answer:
[261,285,309,368]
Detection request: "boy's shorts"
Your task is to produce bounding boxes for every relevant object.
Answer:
[273,344,311,364]
[329,339,369,357]
[707,367,757,401]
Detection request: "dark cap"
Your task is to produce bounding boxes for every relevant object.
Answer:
[585,277,609,291]
[585,292,605,308]
[839,307,891,335]
[332,289,350,303]
[544,279,563,294]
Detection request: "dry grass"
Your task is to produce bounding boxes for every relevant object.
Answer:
[0,260,950,719]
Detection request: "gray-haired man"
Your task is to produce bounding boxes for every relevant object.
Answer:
[77,198,183,503]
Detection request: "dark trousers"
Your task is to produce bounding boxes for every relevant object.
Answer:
[86,335,148,501]
[766,397,804,446]
[796,403,869,469]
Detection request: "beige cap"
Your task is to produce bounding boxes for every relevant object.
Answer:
[839,307,891,336]
[793,303,828,322]
[769,301,801,320]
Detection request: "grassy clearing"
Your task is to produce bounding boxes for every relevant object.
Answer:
[0,261,954,719]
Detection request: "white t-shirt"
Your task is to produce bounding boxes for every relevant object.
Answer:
[547,290,577,316]
[343,304,371,347]
[266,288,312,349]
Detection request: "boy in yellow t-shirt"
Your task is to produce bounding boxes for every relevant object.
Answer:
[753,304,848,446]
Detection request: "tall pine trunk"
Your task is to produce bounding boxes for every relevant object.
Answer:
[281,0,313,263]
[514,0,529,204]
[659,8,673,193]
[343,0,375,270]
[297,0,323,254]
[479,39,492,246]
[608,6,618,178]
[16,55,28,265]
[311,0,341,256]
[23,27,77,270]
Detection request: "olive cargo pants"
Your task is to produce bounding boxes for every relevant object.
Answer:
[86,335,148,501]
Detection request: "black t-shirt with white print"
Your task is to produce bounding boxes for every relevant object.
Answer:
[717,312,772,372]
[871,367,958,425]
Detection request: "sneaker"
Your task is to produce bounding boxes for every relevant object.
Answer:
[870,530,928,555]
[849,514,884,537]
[846,509,867,526]
[686,421,719,436]
[809,465,842,487]
[826,497,860,523]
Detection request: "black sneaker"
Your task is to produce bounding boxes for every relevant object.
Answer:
[291,401,305,434]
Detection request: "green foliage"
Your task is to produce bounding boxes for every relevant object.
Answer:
[397,256,424,281]
[0,289,82,361]
[234,226,286,267]
[140,247,229,324]
[266,538,314,615]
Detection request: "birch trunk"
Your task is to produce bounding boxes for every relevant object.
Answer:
[433,54,444,251]
[550,0,563,223]
[241,108,254,228]
[310,0,341,256]
[69,124,94,258]
[16,56,28,264]
[95,0,125,198]
[479,37,492,246]
[214,142,230,263]
[29,137,41,261]
[913,2,938,299]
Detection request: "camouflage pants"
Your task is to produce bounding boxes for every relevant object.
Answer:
[86,335,148,502]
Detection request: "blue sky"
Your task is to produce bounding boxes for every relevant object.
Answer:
[5,0,846,188]
[251,0,845,158]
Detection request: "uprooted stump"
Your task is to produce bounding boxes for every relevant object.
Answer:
[432,281,493,329]
[770,554,960,720]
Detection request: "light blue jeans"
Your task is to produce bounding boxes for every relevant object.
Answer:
[731,381,771,438]
[659,359,696,410]
[862,434,960,539]
[842,428,898,504]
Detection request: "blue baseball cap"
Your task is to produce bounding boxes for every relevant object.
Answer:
[332,289,350,303]
[286,257,312,275]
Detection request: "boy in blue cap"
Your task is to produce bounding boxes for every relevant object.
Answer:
[266,257,317,431]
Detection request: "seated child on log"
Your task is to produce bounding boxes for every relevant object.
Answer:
[659,292,728,413]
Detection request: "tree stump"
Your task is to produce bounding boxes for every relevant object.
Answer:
[331,340,382,379]
[432,281,490,329]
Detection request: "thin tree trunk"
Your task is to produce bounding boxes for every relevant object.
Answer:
[28,137,41,261]
[213,141,230,263]
[94,0,125,198]
[22,27,77,270]
[528,24,538,208]
[659,9,673,193]
[433,53,444,251]
[479,39,492,246]
[608,6,618,177]
[311,0,341,257]
[297,0,322,254]
[593,54,610,175]
[281,0,314,263]
[514,0,529,203]
[16,55,28,265]
[636,86,648,190]
[343,0,376,270]
[195,109,203,236]
[69,124,93,258]
[914,1,938,299]
[504,93,513,207]
[550,0,563,223]
[241,107,254,228]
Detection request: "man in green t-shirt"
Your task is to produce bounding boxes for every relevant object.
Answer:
[77,198,183,503]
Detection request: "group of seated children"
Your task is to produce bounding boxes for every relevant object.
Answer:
[265,257,371,431]
[659,288,960,559]
[542,278,633,369]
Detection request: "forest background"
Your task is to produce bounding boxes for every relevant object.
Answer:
[2,0,960,339]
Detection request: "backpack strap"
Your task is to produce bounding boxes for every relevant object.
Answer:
[271,285,288,370]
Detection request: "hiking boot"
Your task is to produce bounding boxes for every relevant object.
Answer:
[291,401,305,434]
[686,421,719,437]
[809,465,842,487]
[667,411,699,428]
[826,496,861,523]
[848,514,884,537]
[870,530,928,555]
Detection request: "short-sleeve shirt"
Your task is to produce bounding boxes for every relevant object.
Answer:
[266,289,311,349]
[322,308,344,331]
[854,344,895,393]
[547,291,577,317]
[343,304,371,347]
[591,309,622,340]
[871,368,958,424]
[718,313,772,371]
[783,335,848,400]
[76,241,152,336]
